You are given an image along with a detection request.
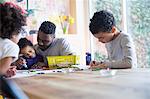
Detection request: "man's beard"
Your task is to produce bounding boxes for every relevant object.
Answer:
[39,43,51,51]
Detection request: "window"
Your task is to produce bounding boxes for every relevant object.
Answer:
[5,0,76,35]
[89,0,150,67]
[127,0,150,67]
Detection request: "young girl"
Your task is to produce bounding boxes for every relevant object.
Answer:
[89,10,137,69]
[14,38,45,69]
[0,2,26,77]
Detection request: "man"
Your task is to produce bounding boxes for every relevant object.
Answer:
[34,21,73,65]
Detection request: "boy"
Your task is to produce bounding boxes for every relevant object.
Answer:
[89,10,137,69]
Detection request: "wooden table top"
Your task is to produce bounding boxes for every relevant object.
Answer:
[12,69,150,99]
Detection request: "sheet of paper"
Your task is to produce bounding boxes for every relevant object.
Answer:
[11,70,36,78]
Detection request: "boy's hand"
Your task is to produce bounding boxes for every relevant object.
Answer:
[90,61,99,66]
[90,61,107,70]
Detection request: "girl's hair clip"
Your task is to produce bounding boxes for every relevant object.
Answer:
[2,2,27,15]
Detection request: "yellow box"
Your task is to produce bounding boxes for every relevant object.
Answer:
[47,55,80,66]
[0,95,3,99]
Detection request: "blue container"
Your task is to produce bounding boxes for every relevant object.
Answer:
[86,52,91,65]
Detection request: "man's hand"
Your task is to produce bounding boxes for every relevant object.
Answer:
[31,62,47,69]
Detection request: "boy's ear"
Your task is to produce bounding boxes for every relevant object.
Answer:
[111,26,116,33]
[53,34,55,38]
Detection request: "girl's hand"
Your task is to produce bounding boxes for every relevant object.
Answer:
[5,66,16,78]
[12,57,27,69]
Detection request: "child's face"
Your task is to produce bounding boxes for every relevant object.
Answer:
[94,32,115,43]
[11,34,20,44]
[20,46,36,58]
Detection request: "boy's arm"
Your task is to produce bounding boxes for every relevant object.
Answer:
[105,35,137,69]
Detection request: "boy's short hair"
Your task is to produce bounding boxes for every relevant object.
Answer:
[89,10,116,34]
[0,2,27,39]
[39,21,56,35]
[18,38,33,49]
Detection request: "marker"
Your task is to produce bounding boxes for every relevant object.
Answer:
[37,72,45,74]
[23,64,28,68]
[92,68,101,71]
[30,70,36,72]
[57,70,62,72]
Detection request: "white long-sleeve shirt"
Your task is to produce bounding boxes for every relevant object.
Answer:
[104,33,137,69]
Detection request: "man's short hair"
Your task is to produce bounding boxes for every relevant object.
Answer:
[39,21,56,34]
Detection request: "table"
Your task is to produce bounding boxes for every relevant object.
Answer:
[12,69,150,99]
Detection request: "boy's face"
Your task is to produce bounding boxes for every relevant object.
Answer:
[37,31,54,50]
[20,46,36,58]
[94,32,115,43]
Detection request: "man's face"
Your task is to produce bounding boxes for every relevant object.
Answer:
[37,31,54,50]
[94,32,115,43]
